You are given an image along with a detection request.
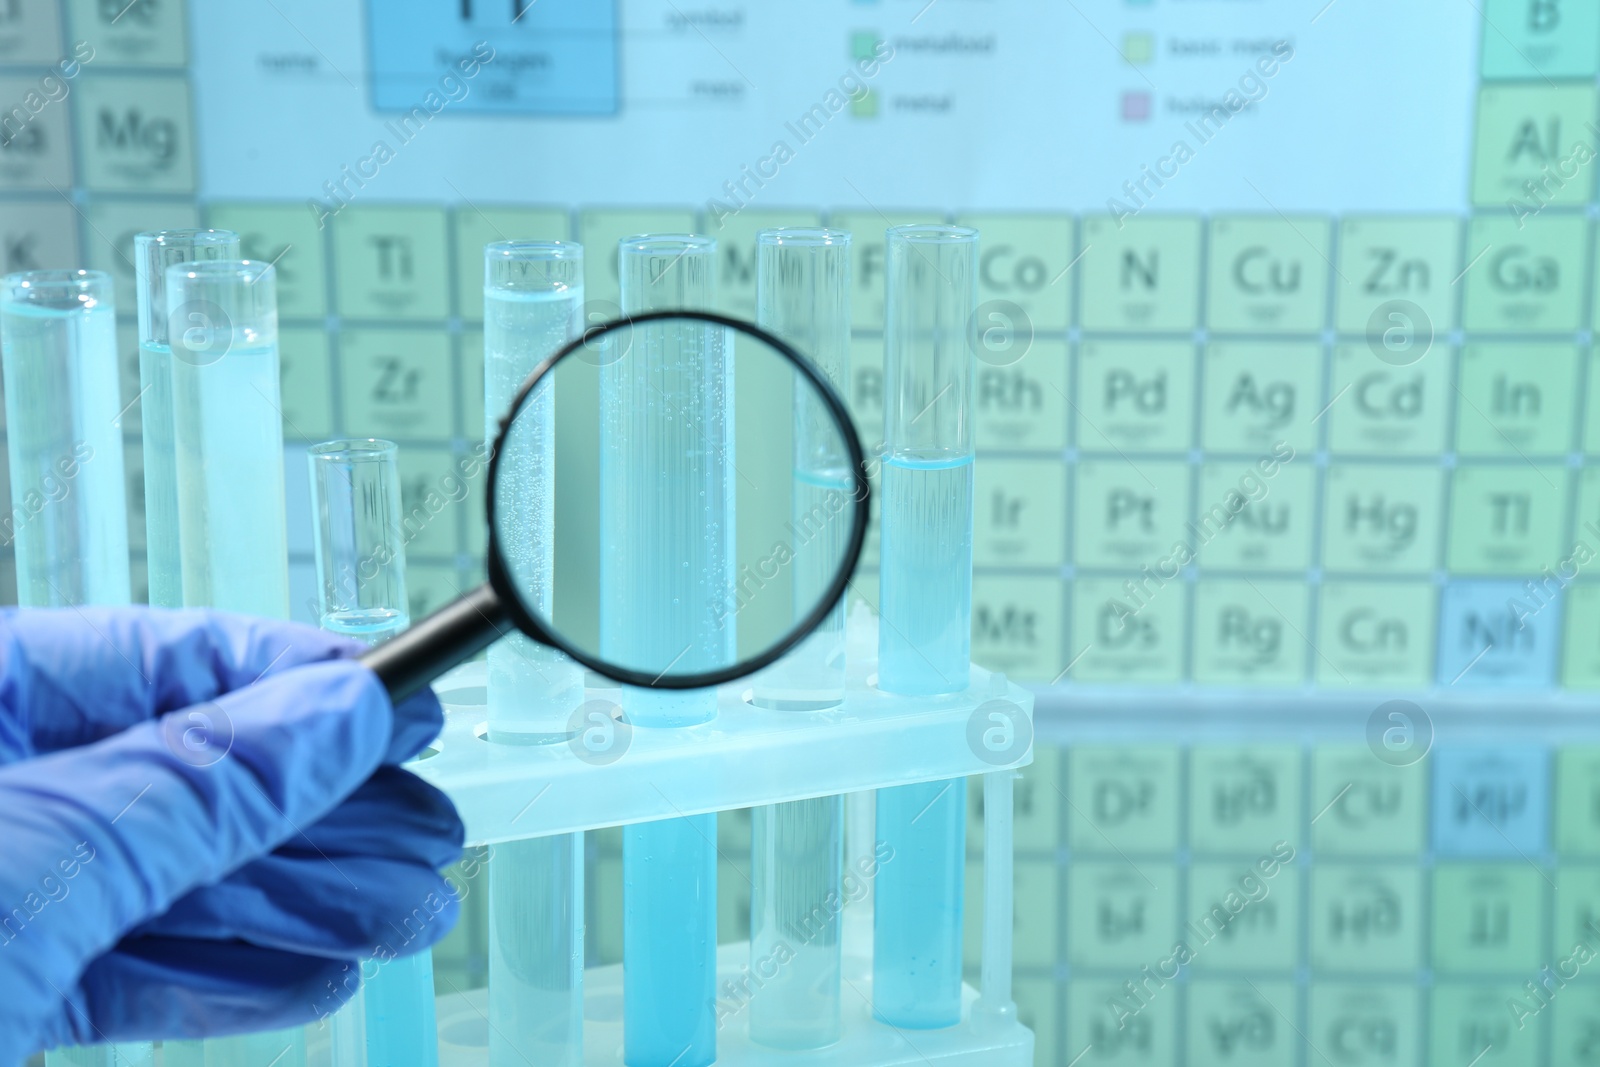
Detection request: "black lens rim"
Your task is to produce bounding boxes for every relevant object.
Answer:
[485,309,871,691]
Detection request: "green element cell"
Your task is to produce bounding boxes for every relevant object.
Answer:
[1457,343,1581,455]
[338,329,455,441]
[1315,581,1437,687]
[1335,215,1462,336]
[976,339,1068,452]
[1076,340,1195,453]
[1189,746,1302,854]
[826,210,929,331]
[1068,862,1177,969]
[850,90,878,118]
[964,859,1058,970]
[1481,0,1600,80]
[973,742,1062,852]
[1566,588,1600,688]
[1556,747,1600,851]
[1585,349,1600,451]
[1308,984,1419,1067]
[1193,462,1315,572]
[277,328,334,441]
[850,31,880,60]
[1321,464,1444,575]
[1200,342,1320,455]
[0,3,62,65]
[206,202,330,320]
[1553,985,1600,1066]
[1122,32,1154,65]
[1073,459,1189,569]
[1079,216,1203,332]
[1069,575,1185,684]
[1186,980,1296,1067]
[393,448,465,560]
[706,209,819,321]
[1067,977,1177,1065]
[332,206,450,321]
[1569,465,1600,548]
[1327,342,1452,457]
[1016,979,1061,1065]
[1068,745,1181,853]
[1463,214,1588,332]
[971,574,1066,684]
[956,213,1074,332]
[1472,83,1598,209]
[74,76,196,194]
[67,0,188,66]
[1309,865,1423,972]
[975,457,1065,567]
[1447,464,1568,575]
[1432,864,1546,974]
[1192,579,1308,685]
[575,208,697,310]
[1206,216,1331,334]
[1551,866,1600,961]
[1311,746,1428,856]
[1431,982,1542,1067]
[451,206,567,322]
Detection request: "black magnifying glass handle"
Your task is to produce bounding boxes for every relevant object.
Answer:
[361,583,508,702]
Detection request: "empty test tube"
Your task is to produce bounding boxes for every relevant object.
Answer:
[167,260,290,618]
[0,270,129,607]
[873,225,978,1029]
[748,228,851,1050]
[609,235,726,1067]
[135,229,239,608]
[483,241,585,1067]
[309,439,409,643]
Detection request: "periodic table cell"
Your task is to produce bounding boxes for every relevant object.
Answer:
[452,205,569,322]
[1480,0,1600,80]
[1188,745,1302,855]
[1462,214,1588,332]
[1334,215,1461,337]
[1206,215,1331,334]
[1456,342,1581,456]
[1557,747,1600,853]
[1327,342,1453,457]
[1308,984,1420,1067]
[1551,866,1600,961]
[1309,865,1423,973]
[969,744,1061,853]
[1432,745,1549,857]
[461,329,485,444]
[1553,986,1600,1067]
[0,3,62,63]
[1014,979,1061,1067]
[1432,865,1546,974]
[84,198,200,316]
[1068,575,1185,684]
[963,858,1058,970]
[332,205,450,321]
[338,328,455,441]
[205,202,330,320]
[1471,83,1598,208]
[824,209,931,331]
[1067,861,1177,969]
[1315,580,1438,687]
[1193,461,1315,572]
[1067,745,1180,854]
[1585,348,1600,453]
[1067,977,1178,1066]
[1200,341,1320,455]
[74,75,195,194]
[0,76,74,191]
[1190,578,1309,685]
[1447,464,1568,576]
[1075,339,1195,453]
[975,340,1068,453]
[971,574,1065,684]
[1431,982,1541,1067]
[955,213,1073,333]
[68,0,188,67]
[1321,464,1444,575]
[0,199,77,275]
[1187,861,1301,972]
[395,448,467,561]
[1186,980,1297,1067]
[1570,466,1600,549]
[974,457,1063,568]
[277,327,335,443]
[1079,214,1203,333]
[1311,746,1428,856]
[1437,578,1561,687]
[1564,582,1600,688]
[1073,459,1189,569]
[576,207,699,313]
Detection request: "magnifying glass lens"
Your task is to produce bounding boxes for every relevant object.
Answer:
[492,315,863,688]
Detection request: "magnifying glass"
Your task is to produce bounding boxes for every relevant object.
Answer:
[362,310,870,701]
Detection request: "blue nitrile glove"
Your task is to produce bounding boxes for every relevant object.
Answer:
[0,608,464,1060]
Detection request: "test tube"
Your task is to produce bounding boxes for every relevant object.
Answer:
[0,270,129,607]
[873,225,978,1029]
[167,260,290,618]
[609,235,725,1067]
[134,229,239,608]
[45,1044,154,1067]
[747,228,851,1049]
[309,439,409,642]
[483,241,585,1067]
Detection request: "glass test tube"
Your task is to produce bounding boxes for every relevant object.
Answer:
[748,228,851,1049]
[309,439,409,642]
[135,230,239,608]
[45,1043,154,1067]
[167,260,290,618]
[483,241,585,1067]
[609,235,725,1067]
[0,270,129,607]
[873,225,978,1030]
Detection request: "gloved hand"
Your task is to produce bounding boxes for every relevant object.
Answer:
[0,607,464,1059]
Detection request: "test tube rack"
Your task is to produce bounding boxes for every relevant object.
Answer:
[409,613,1036,1067]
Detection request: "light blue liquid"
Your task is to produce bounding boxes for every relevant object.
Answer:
[45,1043,154,1067]
[172,343,290,617]
[873,777,967,1028]
[322,606,409,645]
[623,815,717,1066]
[877,454,973,696]
[489,835,583,1066]
[364,952,439,1067]
[139,340,183,607]
[0,301,130,607]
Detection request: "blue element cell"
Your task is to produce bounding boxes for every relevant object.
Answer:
[368,0,619,116]
[1436,580,1560,688]
[1431,745,1549,857]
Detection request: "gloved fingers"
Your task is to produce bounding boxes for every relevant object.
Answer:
[2,607,362,755]
[387,686,446,766]
[279,767,464,870]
